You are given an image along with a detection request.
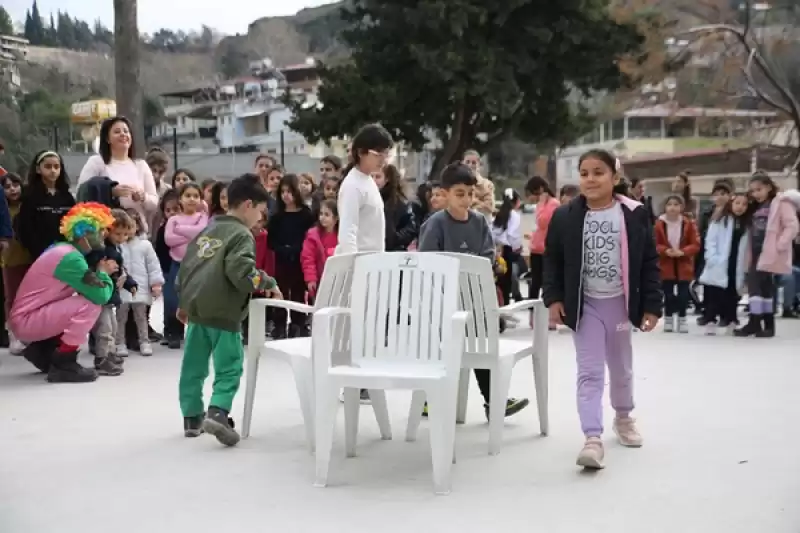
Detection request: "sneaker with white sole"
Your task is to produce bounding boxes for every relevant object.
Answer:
[9,338,25,355]
[116,344,129,357]
[576,437,604,469]
[663,316,674,333]
[613,416,643,447]
[704,323,716,336]
[139,342,153,356]
[677,317,689,334]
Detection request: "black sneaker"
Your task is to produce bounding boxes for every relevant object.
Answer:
[148,327,163,342]
[484,397,530,420]
[202,406,240,447]
[184,415,205,438]
[48,352,98,383]
[94,357,124,376]
[109,353,125,366]
[167,339,181,350]
[160,339,170,346]
[359,389,371,404]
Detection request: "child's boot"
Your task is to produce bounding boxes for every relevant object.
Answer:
[663,315,674,333]
[576,437,605,469]
[183,414,204,437]
[48,349,98,383]
[734,315,762,337]
[94,356,124,376]
[203,406,241,447]
[677,316,689,334]
[756,313,775,338]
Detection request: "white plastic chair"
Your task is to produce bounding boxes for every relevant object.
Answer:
[313,253,468,495]
[406,253,549,455]
[241,253,392,450]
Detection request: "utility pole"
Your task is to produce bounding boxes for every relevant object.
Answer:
[113,0,145,157]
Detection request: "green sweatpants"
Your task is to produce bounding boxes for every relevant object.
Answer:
[178,322,244,418]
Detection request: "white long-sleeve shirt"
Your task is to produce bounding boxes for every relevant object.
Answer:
[335,167,386,254]
[492,210,523,250]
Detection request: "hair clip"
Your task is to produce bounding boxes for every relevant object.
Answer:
[504,188,514,199]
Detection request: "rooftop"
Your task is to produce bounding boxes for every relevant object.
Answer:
[623,104,778,119]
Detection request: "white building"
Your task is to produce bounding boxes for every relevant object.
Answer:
[556,104,778,187]
[0,34,28,90]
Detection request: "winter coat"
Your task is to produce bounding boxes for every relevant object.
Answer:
[120,235,165,305]
[472,174,495,220]
[383,199,417,251]
[530,197,560,255]
[542,194,663,331]
[301,226,338,289]
[75,176,122,208]
[699,216,748,293]
[753,190,800,275]
[654,215,701,281]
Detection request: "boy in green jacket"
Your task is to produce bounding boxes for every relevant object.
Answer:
[176,174,281,446]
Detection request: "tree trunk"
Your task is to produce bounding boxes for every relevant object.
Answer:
[114,0,145,157]
[426,103,473,181]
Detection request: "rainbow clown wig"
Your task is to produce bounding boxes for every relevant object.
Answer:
[59,202,115,241]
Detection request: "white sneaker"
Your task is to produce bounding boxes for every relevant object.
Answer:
[8,330,25,355]
[704,323,716,336]
[140,342,153,356]
[664,316,674,333]
[678,317,689,334]
[116,344,129,357]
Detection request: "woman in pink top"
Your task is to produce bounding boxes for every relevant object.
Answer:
[162,183,209,348]
[524,176,560,327]
[78,116,159,232]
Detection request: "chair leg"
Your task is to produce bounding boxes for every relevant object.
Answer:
[314,383,340,488]
[406,390,426,442]
[532,352,549,436]
[343,388,361,458]
[241,349,260,439]
[426,389,456,495]
[456,368,470,424]
[291,357,315,453]
[369,389,392,440]
[488,361,514,456]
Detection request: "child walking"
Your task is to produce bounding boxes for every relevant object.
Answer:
[699,193,750,335]
[734,173,800,337]
[301,199,339,300]
[117,210,164,356]
[267,174,315,339]
[164,183,209,349]
[419,162,530,419]
[492,188,524,307]
[543,149,662,470]
[1,173,32,355]
[655,195,700,333]
[176,174,281,446]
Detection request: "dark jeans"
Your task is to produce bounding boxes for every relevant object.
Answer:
[702,285,739,324]
[163,261,184,341]
[663,280,690,317]
[273,266,307,330]
[528,253,544,300]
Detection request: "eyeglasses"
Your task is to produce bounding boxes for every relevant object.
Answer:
[368,149,390,158]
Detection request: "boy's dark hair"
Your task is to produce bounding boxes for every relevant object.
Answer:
[26,150,71,196]
[559,184,578,199]
[171,168,197,188]
[276,174,307,212]
[749,170,779,201]
[321,154,343,171]
[227,173,270,208]
[440,162,477,189]
[430,180,443,190]
[524,175,554,197]
[159,188,179,215]
[351,123,393,164]
[99,116,137,163]
[210,181,228,215]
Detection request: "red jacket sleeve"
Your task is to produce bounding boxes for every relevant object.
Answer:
[654,220,670,256]
[301,230,317,285]
[681,218,701,258]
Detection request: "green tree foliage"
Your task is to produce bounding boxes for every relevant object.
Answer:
[286,0,649,179]
[0,6,14,35]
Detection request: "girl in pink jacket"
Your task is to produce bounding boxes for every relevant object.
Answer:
[162,183,209,348]
[301,199,339,300]
[735,173,800,338]
[524,176,560,328]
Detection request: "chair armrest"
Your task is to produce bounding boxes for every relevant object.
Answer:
[251,298,314,315]
[312,306,353,373]
[498,298,543,317]
[444,311,470,373]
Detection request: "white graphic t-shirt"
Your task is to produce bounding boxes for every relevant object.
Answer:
[583,203,624,299]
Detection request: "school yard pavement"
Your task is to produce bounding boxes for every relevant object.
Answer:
[1,304,799,533]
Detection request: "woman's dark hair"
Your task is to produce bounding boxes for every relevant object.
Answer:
[99,116,136,164]
[578,149,629,196]
[416,182,432,213]
[276,174,306,212]
[749,171,779,201]
[159,188,179,215]
[317,198,339,231]
[675,170,692,207]
[351,123,393,164]
[171,168,197,188]
[493,188,521,230]
[524,175,554,197]
[26,150,70,196]
[379,164,406,205]
[210,181,228,216]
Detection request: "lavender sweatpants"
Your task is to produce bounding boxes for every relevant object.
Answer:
[573,295,634,437]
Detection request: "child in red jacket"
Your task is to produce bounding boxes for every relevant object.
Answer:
[301,199,339,301]
[655,195,700,333]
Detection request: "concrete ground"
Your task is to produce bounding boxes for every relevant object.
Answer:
[1,304,799,533]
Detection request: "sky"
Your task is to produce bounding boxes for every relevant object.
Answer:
[3,0,334,34]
